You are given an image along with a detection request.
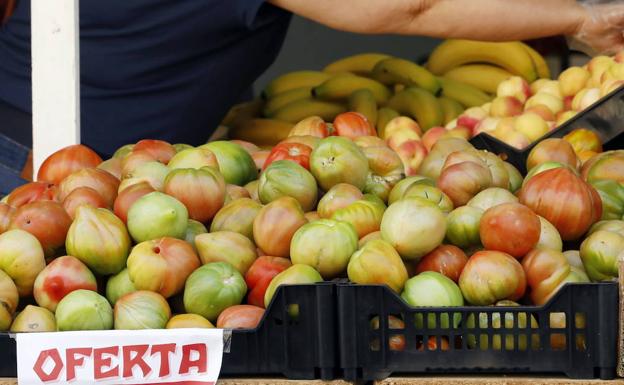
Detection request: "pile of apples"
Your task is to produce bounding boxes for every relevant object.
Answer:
[449,54,624,149]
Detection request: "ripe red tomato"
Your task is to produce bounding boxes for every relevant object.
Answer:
[7,182,58,207]
[263,142,312,170]
[522,249,570,305]
[9,201,72,256]
[216,305,265,329]
[37,144,102,185]
[245,256,292,308]
[415,245,468,282]
[333,112,376,139]
[479,202,541,258]
[519,167,601,241]
[62,187,108,219]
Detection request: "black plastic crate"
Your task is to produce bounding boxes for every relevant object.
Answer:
[338,282,618,382]
[470,86,624,174]
[0,282,339,380]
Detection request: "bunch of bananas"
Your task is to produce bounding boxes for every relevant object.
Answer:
[226,40,550,146]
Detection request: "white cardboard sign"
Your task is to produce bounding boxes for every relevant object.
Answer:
[16,329,224,385]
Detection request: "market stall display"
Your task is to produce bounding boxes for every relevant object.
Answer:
[1,36,623,383]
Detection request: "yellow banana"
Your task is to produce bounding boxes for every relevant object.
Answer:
[221,99,264,128]
[376,107,399,138]
[272,98,346,123]
[263,71,331,99]
[438,96,465,125]
[438,77,493,108]
[427,39,538,82]
[443,64,514,94]
[372,57,441,94]
[348,89,378,126]
[263,87,312,117]
[521,43,552,79]
[386,87,443,130]
[229,118,294,146]
[323,53,391,76]
[313,75,391,104]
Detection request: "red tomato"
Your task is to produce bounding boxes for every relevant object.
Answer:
[7,182,58,207]
[62,187,108,220]
[253,197,307,259]
[417,336,450,351]
[245,256,292,308]
[479,202,541,258]
[519,167,601,241]
[415,245,468,282]
[333,112,376,139]
[37,144,102,185]
[216,304,265,329]
[9,201,72,256]
[113,181,155,223]
[263,143,312,170]
[133,139,176,164]
[522,249,570,305]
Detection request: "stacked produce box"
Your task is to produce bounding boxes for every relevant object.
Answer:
[0,39,622,381]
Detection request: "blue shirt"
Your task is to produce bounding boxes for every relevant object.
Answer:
[0,0,291,157]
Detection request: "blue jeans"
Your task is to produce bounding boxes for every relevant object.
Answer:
[0,99,30,196]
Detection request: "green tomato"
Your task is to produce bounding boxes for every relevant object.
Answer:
[106,269,137,306]
[310,136,369,191]
[503,162,523,192]
[290,219,358,279]
[401,271,463,329]
[259,160,318,212]
[445,206,483,249]
[466,187,518,211]
[201,141,258,185]
[588,220,624,237]
[402,184,453,213]
[127,192,188,243]
[580,230,624,281]
[183,262,247,321]
[387,175,435,205]
[264,264,323,308]
[590,180,624,220]
[56,290,113,331]
[114,291,171,330]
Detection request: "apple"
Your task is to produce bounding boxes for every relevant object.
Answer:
[497,76,531,103]
[559,67,590,97]
[490,96,524,118]
[514,113,550,142]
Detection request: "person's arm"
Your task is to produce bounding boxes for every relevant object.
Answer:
[268,0,624,54]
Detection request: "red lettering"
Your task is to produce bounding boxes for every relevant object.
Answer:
[93,346,119,380]
[151,343,176,377]
[33,349,64,382]
[179,344,207,375]
[122,344,151,378]
[66,348,92,381]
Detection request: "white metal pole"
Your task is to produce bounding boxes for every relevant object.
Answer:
[31,0,80,174]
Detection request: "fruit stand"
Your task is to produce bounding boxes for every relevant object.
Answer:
[2,1,624,384]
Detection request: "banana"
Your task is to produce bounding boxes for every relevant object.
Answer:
[348,89,378,126]
[438,97,465,125]
[229,118,294,146]
[427,39,538,82]
[272,98,346,123]
[263,71,331,99]
[313,75,391,104]
[221,99,264,128]
[323,53,391,76]
[521,43,552,79]
[438,77,493,108]
[443,64,514,94]
[376,107,399,138]
[263,87,312,117]
[386,87,443,130]
[372,57,441,94]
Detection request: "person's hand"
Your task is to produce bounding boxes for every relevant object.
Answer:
[570,0,624,55]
